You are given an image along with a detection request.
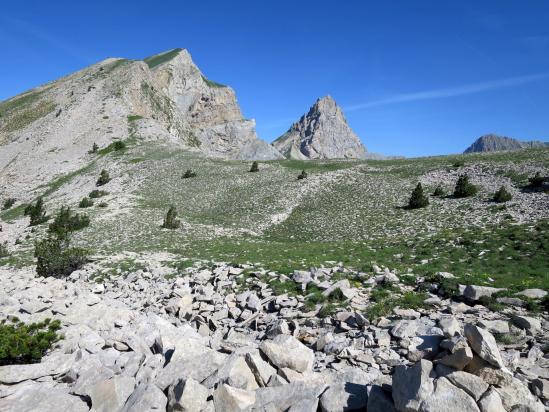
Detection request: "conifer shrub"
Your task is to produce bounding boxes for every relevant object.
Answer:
[89,142,99,154]
[0,318,62,365]
[297,170,308,180]
[162,206,180,229]
[78,197,94,208]
[0,242,9,258]
[182,169,197,179]
[528,172,545,188]
[408,183,429,209]
[98,202,108,208]
[249,161,259,173]
[35,236,88,278]
[89,190,108,198]
[96,169,110,186]
[452,160,465,168]
[453,174,478,198]
[493,186,512,203]
[25,197,48,226]
[433,186,445,197]
[48,206,90,240]
[2,198,16,210]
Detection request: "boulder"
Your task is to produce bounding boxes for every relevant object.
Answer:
[213,384,256,412]
[419,377,479,412]
[0,385,89,412]
[120,383,167,412]
[367,385,397,412]
[88,376,136,412]
[464,324,505,368]
[495,377,545,412]
[435,365,489,401]
[253,382,326,411]
[462,285,504,301]
[392,359,435,411]
[167,377,208,412]
[516,289,547,299]
[511,315,542,334]
[477,387,505,412]
[260,335,314,373]
[438,346,473,370]
[438,316,461,337]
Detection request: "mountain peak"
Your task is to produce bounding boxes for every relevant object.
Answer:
[272,96,367,160]
[464,134,547,153]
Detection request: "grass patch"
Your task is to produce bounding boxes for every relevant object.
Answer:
[144,48,183,69]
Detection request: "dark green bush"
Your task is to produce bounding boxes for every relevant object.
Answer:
[249,161,259,173]
[182,169,197,179]
[453,160,465,168]
[78,197,94,208]
[408,183,429,209]
[113,140,126,151]
[25,197,48,226]
[89,142,99,154]
[162,206,180,229]
[0,242,9,258]
[35,236,87,278]
[493,186,512,203]
[0,318,62,365]
[48,206,90,240]
[98,202,108,208]
[96,169,110,186]
[453,174,478,198]
[2,198,16,210]
[528,172,545,188]
[433,186,445,197]
[89,190,108,198]
[297,170,308,180]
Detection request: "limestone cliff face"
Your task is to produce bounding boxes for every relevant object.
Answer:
[272,96,367,160]
[0,48,282,195]
[464,134,548,153]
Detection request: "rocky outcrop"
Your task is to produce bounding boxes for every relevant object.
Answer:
[272,96,367,160]
[464,134,547,153]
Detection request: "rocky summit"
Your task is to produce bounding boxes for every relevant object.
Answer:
[272,96,367,160]
[0,48,282,194]
[464,134,548,153]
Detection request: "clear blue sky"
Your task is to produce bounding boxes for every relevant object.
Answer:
[1,1,548,157]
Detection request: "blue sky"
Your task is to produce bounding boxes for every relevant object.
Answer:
[1,1,548,157]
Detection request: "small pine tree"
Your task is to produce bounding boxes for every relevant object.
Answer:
[26,197,48,226]
[433,185,445,197]
[2,198,16,210]
[162,206,180,229]
[408,183,429,209]
[48,206,90,240]
[182,169,197,179]
[35,236,87,278]
[249,161,259,173]
[0,241,9,258]
[90,142,99,153]
[89,190,108,198]
[452,160,465,168]
[528,172,544,188]
[453,174,478,198]
[493,186,512,203]
[297,170,308,180]
[79,197,94,208]
[96,170,110,186]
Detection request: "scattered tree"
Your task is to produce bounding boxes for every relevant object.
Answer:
[0,242,9,258]
[98,202,108,208]
[89,142,99,154]
[493,186,512,203]
[249,161,259,173]
[452,160,465,168]
[162,206,180,229]
[453,174,478,198]
[25,197,48,226]
[34,236,87,278]
[112,140,126,151]
[96,169,110,186]
[48,206,90,240]
[78,197,94,208]
[2,198,16,210]
[408,183,429,209]
[182,169,197,179]
[433,185,445,197]
[89,190,108,198]
[297,170,308,180]
[528,172,545,188]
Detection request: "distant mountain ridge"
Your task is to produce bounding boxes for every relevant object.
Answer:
[272,96,368,160]
[464,134,548,153]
